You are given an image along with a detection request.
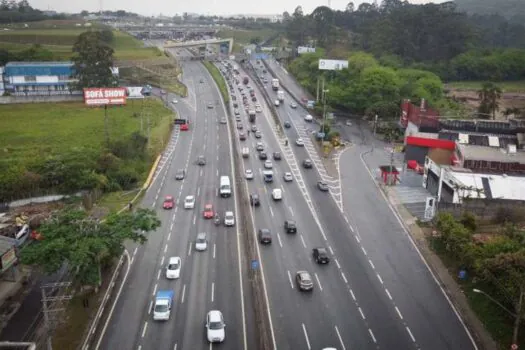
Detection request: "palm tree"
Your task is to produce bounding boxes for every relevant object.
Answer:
[478,82,503,120]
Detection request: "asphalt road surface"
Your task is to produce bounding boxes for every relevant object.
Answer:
[254,59,477,350]
[98,52,252,350]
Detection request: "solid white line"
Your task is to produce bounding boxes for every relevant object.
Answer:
[160,256,165,266]
[335,326,346,350]
[335,258,341,269]
[193,215,196,225]
[385,288,393,300]
[302,323,311,350]
[181,284,186,304]
[213,244,216,259]
[277,233,283,248]
[349,224,354,232]
[406,326,416,342]
[328,246,334,255]
[341,272,348,284]
[157,269,161,280]
[300,234,307,248]
[148,301,152,315]
[368,259,375,269]
[211,282,215,302]
[141,321,148,338]
[287,270,294,289]
[358,307,366,320]
[314,273,323,291]
[368,329,377,343]
[361,246,367,255]
[395,306,404,320]
[164,244,168,253]
[152,283,158,296]
[377,273,384,284]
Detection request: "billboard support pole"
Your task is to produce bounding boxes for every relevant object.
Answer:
[104,104,110,147]
[316,77,320,103]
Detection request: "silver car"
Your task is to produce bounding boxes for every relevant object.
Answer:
[195,233,208,251]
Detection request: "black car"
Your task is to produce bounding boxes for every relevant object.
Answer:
[259,152,268,160]
[303,159,313,169]
[237,123,243,130]
[175,169,186,180]
[197,156,206,166]
[250,193,260,206]
[284,121,291,128]
[317,181,329,191]
[232,95,237,101]
[239,132,246,141]
[252,96,257,102]
[233,102,238,108]
[312,248,330,264]
[284,220,297,233]
[258,229,272,244]
[273,152,282,160]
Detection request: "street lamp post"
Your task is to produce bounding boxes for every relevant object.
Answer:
[321,88,329,136]
[473,289,517,317]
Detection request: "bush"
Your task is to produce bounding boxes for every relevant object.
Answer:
[494,207,523,225]
[460,212,477,232]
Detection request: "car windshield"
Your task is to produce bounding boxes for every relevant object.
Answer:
[168,262,179,270]
[209,321,224,330]
[197,238,206,244]
[154,304,169,313]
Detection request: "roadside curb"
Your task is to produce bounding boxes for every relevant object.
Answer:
[360,150,497,350]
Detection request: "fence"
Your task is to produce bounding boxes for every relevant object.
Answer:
[438,198,525,221]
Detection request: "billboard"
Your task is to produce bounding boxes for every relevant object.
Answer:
[298,46,316,54]
[318,59,349,71]
[126,86,145,99]
[84,88,127,106]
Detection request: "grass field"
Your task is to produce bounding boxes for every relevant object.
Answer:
[218,28,278,45]
[447,80,525,93]
[203,60,229,104]
[0,99,173,167]
[0,27,162,61]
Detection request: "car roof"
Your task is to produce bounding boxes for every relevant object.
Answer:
[185,195,194,199]
[197,232,207,238]
[165,196,173,200]
[208,310,223,321]
[286,220,296,224]
[205,204,212,208]
[315,248,327,254]
[298,271,311,279]
[225,211,234,215]
[168,256,180,264]
[260,228,270,234]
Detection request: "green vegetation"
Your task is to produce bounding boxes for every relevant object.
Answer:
[203,60,229,104]
[0,1,65,24]
[455,0,525,22]
[447,81,525,92]
[218,28,277,45]
[0,99,174,202]
[431,212,525,348]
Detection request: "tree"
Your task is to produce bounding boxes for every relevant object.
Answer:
[20,208,160,285]
[346,2,355,12]
[478,82,502,119]
[72,31,117,89]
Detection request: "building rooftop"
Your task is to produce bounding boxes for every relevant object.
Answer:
[5,61,73,67]
[449,170,525,201]
[458,144,525,163]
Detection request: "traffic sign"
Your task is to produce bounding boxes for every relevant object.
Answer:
[251,260,259,270]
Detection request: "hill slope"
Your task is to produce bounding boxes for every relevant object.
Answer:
[454,0,525,20]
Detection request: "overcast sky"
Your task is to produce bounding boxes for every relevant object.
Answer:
[30,0,446,17]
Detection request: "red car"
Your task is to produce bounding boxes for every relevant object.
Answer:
[163,196,174,209]
[180,123,189,131]
[203,204,214,219]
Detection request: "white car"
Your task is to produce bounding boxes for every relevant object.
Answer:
[224,211,235,226]
[274,100,280,106]
[171,99,178,104]
[296,138,304,146]
[255,106,262,113]
[264,160,273,169]
[304,114,313,122]
[195,233,208,251]
[184,195,195,209]
[283,172,293,182]
[290,102,297,108]
[245,169,254,179]
[166,257,181,279]
[206,310,225,343]
[272,188,283,201]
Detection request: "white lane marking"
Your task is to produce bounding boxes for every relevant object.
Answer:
[377,274,384,284]
[157,269,161,280]
[385,288,393,300]
[188,244,192,256]
[354,234,360,243]
[328,246,334,255]
[164,244,168,254]
[341,272,348,284]
[406,326,416,342]
[160,256,165,265]
[350,289,356,301]
[174,344,177,350]
[200,169,203,177]
[141,321,148,338]
[152,283,158,296]
[213,244,216,259]
[216,155,219,161]
[335,258,341,269]
[167,231,171,241]
[198,187,201,196]
[269,205,274,217]
[148,301,152,315]
[349,224,354,232]
[277,233,283,248]
[216,169,219,177]
[211,282,215,302]
[287,270,294,289]
[289,206,294,216]
[395,306,404,320]
[335,326,346,350]
[302,323,311,350]
[361,246,367,255]
[358,307,366,320]
[300,234,307,248]
[369,259,375,269]
[314,273,323,291]
[368,329,377,343]
[193,215,196,225]
[138,345,142,350]
[181,284,186,304]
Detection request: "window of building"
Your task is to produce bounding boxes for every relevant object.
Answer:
[58,75,70,81]
[24,76,37,82]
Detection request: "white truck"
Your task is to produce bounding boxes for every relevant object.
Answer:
[277,90,284,102]
[242,147,250,158]
[271,78,279,91]
[153,290,174,321]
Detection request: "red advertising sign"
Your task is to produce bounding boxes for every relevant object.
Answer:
[83,87,127,106]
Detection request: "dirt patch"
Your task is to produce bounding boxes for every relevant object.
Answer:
[447,88,525,120]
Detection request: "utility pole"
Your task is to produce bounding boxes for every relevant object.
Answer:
[41,282,73,350]
[104,105,109,148]
[389,145,395,185]
[316,77,320,102]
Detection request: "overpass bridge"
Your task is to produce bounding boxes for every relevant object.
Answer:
[164,38,234,54]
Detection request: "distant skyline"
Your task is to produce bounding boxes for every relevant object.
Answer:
[30,0,446,17]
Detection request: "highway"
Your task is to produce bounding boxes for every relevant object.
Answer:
[98,51,252,350]
[254,59,477,350]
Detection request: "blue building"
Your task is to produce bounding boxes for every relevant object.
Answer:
[2,61,80,96]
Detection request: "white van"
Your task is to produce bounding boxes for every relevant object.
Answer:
[242,147,250,158]
[219,176,232,197]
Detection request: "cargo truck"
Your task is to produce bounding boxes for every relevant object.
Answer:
[271,78,279,91]
[153,290,174,321]
[277,90,284,102]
